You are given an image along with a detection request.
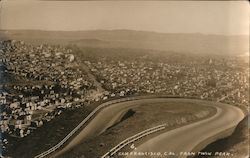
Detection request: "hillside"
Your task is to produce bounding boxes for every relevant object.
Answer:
[0,29,248,55]
[195,115,249,158]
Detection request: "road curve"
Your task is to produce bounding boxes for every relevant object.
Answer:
[52,98,244,158]
[53,98,164,157]
[125,102,244,158]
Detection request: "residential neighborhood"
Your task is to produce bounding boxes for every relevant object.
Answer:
[0,40,100,147]
[85,53,249,105]
[0,40,249,156]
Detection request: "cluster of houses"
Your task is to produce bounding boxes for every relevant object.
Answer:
[0,40,248,151]
[0,40,96,141]
[86,55,249,105]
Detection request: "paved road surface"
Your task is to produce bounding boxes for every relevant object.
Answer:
[52,98,244,158]
[126,102,244,158]
[53,98,166,157]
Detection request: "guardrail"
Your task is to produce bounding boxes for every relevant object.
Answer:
[101,124,166,158]
[34,96,146,158]
[34,95,198,158]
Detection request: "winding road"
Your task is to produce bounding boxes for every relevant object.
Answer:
[125,101,244,158]
[51,98,244,158]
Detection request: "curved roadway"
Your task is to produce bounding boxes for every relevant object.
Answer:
[52,98,244,158]
[126,101,244,158]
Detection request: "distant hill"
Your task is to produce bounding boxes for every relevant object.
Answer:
[0,29,248,56]
[69,38,109,47]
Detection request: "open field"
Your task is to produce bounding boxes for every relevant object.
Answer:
[59,99,216,158]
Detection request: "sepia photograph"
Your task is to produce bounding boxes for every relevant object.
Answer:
[0,1,249,158]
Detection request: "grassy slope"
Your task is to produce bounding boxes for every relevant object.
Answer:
[60,99,216,158]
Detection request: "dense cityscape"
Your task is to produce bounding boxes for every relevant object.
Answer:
[0,40,249,155]
[86,54,248,103]
[0,40,101,153]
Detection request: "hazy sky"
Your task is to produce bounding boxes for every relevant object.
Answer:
[0,1,249,35]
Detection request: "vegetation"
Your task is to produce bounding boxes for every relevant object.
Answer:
[60,99,216,158]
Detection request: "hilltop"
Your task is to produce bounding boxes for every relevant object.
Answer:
[0,29,248,56]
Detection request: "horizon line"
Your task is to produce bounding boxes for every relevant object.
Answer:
[0,28,249,36]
